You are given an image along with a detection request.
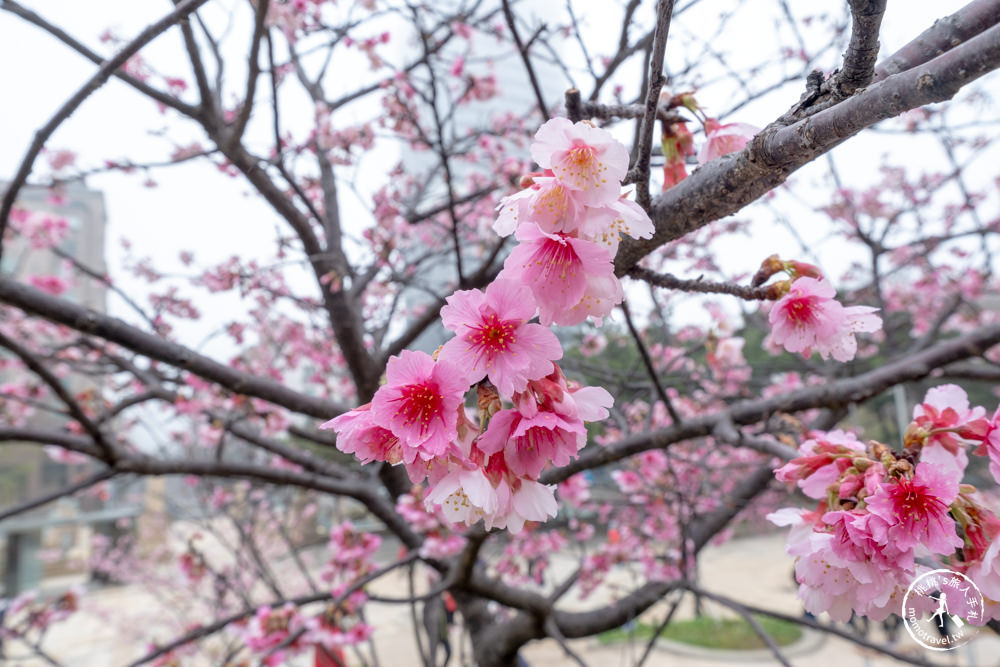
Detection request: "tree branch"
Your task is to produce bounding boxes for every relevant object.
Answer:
[0,276,349,418]
[0,330,117,462]
[873,0,1000,82]
[628,266,773,300]
[501,0,549,122]
[0,468,116,522]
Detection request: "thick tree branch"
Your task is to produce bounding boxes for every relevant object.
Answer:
[0,276,349,418]
[873,0,1000,82]
[542,322,1000,484]
[0,428,103,458]
[0,468,116,522]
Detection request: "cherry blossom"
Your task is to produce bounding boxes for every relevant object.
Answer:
[437,279,562,396]
[530,117,629,205]
[501,223,619,326]
[865,462,963,555]
[370,350,469,462]
[321,403,402,464]
[697,119,759,164]
[768,277,881,362]
[478,406,586,478]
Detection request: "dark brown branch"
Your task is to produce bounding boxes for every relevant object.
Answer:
[628,266,773,300]
[615,21,1000,274]
[227,0,269,144]
[629,0,675,209]
[542,321,1000,484]
[0,428,103,458]
[0,276,349,418]
[0,330,117,462]
[0,0,212,260]
[176,0,218,115]
[501,0,549,122]
[835,0,888,95]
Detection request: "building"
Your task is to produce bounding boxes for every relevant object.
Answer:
[0,180,140,595]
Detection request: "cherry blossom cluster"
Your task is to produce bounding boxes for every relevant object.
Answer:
[658,91,759,190]
[770,385,1000,622]
[0,588,81,646]
[755,255,882,362]
[324,118,653,533]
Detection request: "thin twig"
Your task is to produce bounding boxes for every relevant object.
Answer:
[628,266,773,300]
[628,0,675,209]
[620,299,683,426]
[501,0,549,121]
[0,468,116,522]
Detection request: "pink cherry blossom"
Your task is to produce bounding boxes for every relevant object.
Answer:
[865,462,963,555]
[979,405,1000,485]
[697,119,758,164]
[425,466,500,528]
[530,117,629,205]
[27,275,70,295]
[370,350,468,461]
[478,406,586,478]
[966,536,1000,612]
[437,279,563,396]
[558,473,591,508]
[769,507,911,621]
[768,277,881,362]
[576,196,654,256]
[501,223,620,326]
[909,384,988,455]
[773,429,866,499]
[494,175,585,237]
[320,403,402,464]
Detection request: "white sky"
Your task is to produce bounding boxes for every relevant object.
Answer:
[0,0,991,337]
